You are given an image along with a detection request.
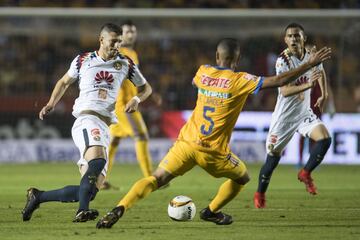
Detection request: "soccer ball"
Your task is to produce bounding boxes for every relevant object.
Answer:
[167,195,196,221]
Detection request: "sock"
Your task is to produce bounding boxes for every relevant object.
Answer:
[208,180,244,213]
[304,137,332,172]
[135,140,153,177]
[39,185,80,203]
[78,158,106,211]
[257,154,281,193]
[118,176,158,210]
[107,144,118,176]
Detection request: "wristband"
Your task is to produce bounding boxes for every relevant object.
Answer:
[132,96,141,103]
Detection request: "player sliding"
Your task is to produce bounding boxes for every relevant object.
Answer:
[96,38,331,228]
[254,23,332,209]
[21,23,152,222]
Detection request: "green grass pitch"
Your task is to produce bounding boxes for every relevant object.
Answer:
[0,163,359,240]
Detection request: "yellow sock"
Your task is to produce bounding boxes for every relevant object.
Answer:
[107,144,118,177]
[135,140,153,177]
[209,180,245,213]
[118,176,158,209]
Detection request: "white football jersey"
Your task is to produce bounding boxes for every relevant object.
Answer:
[271,48,323,123]
[67,51,146,122]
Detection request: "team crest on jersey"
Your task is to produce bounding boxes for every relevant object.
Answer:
[113,61,122,70]
[91,128,101,141]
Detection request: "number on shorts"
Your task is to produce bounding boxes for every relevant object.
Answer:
[201,106,215,135]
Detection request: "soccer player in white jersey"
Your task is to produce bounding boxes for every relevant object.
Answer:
[21,23,152,222]
[254,23,332,208]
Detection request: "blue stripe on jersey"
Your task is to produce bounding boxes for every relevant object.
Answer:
[212,65,232,71]
[253,76,264,95]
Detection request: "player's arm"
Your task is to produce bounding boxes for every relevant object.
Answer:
[279,69,321,97]
[124,82,152,113]
[313,69,328,112]
[39,73,77,120]
[261,47,331,89]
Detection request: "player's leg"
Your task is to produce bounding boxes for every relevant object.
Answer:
[96,140,196,228]
[107,136,121,175]
[198,152,248,225]
[298,136,305,168]
[298,121,331,195]
[254,122,297,208]
[129,112,153,177]
[71,115,109,222]
[22,185,81,221]
[73,145,107,222]
[101,135,121,190]
[22,116,106,222]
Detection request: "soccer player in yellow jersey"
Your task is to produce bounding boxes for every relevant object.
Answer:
[96,38,331,228]
[103,21,159,189]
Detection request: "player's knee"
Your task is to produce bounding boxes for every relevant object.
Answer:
[111,137,120,147]
[234,172,250,185]
[268,151,281,158]
[153,168,175,188]
[134,133,149,141]
[317,137,332,149]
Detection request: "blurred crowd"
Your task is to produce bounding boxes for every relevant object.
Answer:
[1,0,360,9]
[0,29,359,113]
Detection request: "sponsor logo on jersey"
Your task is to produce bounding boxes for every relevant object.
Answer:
[95,71,114,85]
[198,88,231,99]
[295,75,309,86]
[201,75,230,89]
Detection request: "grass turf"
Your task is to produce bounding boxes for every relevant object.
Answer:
[0,163,359,240]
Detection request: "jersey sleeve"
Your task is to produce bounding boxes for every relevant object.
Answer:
[240,73,264,95]
[192,65,204,88]
[67,55,80,79]
[128,58,147,86]
[275,57,290,75]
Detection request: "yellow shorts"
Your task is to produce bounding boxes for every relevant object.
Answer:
[159,140,247,180]
[110,111,149,139]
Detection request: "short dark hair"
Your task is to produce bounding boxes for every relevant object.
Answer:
[217,38,240,55]
[121,19,135,27]
[285,23,305,33]
[100,23,122,35]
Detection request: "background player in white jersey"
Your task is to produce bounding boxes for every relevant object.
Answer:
[254,23,332,208]
[21,23,152,222]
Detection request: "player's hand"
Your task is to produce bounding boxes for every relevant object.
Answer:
[39,105,54,120]
[314,95,327,113]
[151,92,162,106]
[124,99,139,113]
[307,47,331,67]
[308,70,321,88]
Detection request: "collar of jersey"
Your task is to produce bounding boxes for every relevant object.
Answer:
[207,65,233,71]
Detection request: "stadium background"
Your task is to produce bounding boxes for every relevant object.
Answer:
[0,1,359,165]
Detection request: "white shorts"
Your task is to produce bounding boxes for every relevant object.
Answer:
[71,114,110,176]
[266,110,324,154]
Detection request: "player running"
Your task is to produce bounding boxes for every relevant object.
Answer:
[96,38,331,228]
[254,23,332,209]
[21,23,152,222]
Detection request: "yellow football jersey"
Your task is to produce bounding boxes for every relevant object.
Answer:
[115,47,140,112]
[178,65,264,155]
